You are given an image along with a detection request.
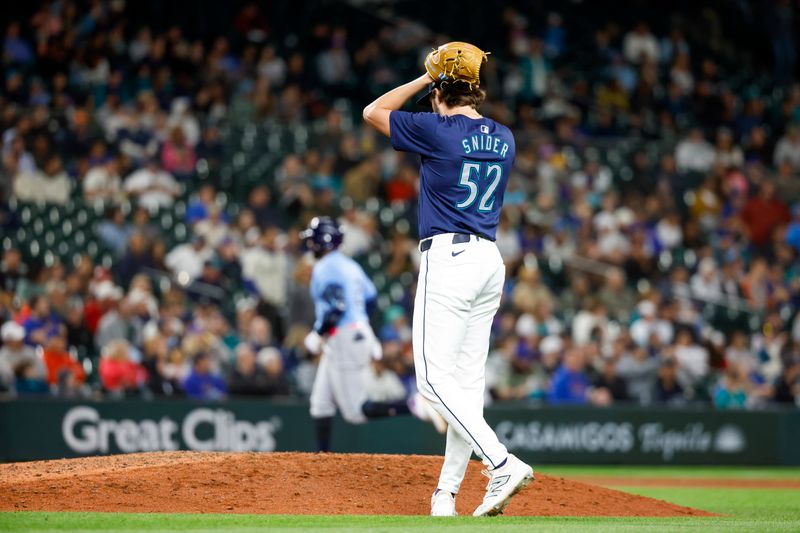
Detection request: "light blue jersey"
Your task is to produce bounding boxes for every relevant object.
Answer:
[310,251,377,332]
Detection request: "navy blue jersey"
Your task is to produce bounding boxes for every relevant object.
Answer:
[390,111,515,240]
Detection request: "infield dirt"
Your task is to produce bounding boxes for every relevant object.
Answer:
[0,451,714,517]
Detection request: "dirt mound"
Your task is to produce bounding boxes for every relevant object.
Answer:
[0,452,713,517]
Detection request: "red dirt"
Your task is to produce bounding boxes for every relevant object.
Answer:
[0,452,714,517]
[572,477,800,489]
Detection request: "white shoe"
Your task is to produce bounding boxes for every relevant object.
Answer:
[472,455,534,517]
[408,393,448,434]
[431,489,457,517]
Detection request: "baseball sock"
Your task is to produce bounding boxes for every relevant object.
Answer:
[361,400,411,418]
[314,416,333,452]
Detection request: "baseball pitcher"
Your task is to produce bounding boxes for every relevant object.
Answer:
[363,42,534,517]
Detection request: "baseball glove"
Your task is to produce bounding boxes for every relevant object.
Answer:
[424,41,489,88]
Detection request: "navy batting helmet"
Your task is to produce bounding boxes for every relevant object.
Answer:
[300,216,343,255]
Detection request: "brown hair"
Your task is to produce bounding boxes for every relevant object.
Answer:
[436,80,486,109]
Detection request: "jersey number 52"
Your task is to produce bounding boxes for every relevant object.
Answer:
[456,161,502,212]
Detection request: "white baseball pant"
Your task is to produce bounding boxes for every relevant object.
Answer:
[412,233,508,495]
[309,322,377,424]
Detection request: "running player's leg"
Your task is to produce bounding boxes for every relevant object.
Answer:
[413,245,507,469]
[327,327,370,424]
[437,253,505,492]
[309,353,337,451]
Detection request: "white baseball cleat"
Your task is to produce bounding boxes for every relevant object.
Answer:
[430,489,458,516]
[472,455,534,517]
[408,393,448,434]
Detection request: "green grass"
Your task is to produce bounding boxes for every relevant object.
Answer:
[2,467,799,532]
[536,465,800,479]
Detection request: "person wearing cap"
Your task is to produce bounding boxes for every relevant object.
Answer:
[0,321,45,392]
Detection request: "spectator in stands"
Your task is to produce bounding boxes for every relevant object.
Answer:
[630,300,673,348]
[123,158,180,211]
[691,257,723,302]
[247,186,286,230]
[517,38,550,104]
[193,205,230,248]
[114,232,155,285]
[95,285,144,350]
[593,357,628,402]
[572,298,608,346]
[714,363,750,409]
[786,204,800,253]
[183,352,227,400]
[772,356,799,405]
[41,327,85,390]
[165,235,212,281]
[0,248,26,297]
[675,128,715,173]
[0,321,45,392]
[160,127,197,181]
[186,184,217,224]
[83,157,122,202]
[96,207,131,256]
[12,360,49,395]
[3,22,34,65]
[99,339,147,396]
[258,346,291,396]
[244,316,273,352]
[623,21,659,64]
[548,347,611,406]
[713,128,744,169]
[740,181,791,249]
[241,227,289,312]
[669,52,694,95]
[13,154,71,205]
[773,125,800,170]
[228,344,270,396]
[671,328,710,390]
[617,344,660,405]
[655,358,685,404]
[22,295,61,346]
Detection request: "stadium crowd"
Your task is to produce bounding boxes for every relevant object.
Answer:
[1,0,799,409]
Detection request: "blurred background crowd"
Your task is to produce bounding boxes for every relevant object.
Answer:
[1,0,799,408]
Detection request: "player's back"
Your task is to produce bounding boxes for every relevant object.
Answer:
[310,251,376,328]
[390,111,515,240]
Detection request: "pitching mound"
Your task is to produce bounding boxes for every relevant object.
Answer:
[0,452,713,517]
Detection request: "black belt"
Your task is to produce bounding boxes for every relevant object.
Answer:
[419,233,474,252]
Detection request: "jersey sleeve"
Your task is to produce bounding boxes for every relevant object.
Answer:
[309,271,325,332]
[389,111,439,157]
